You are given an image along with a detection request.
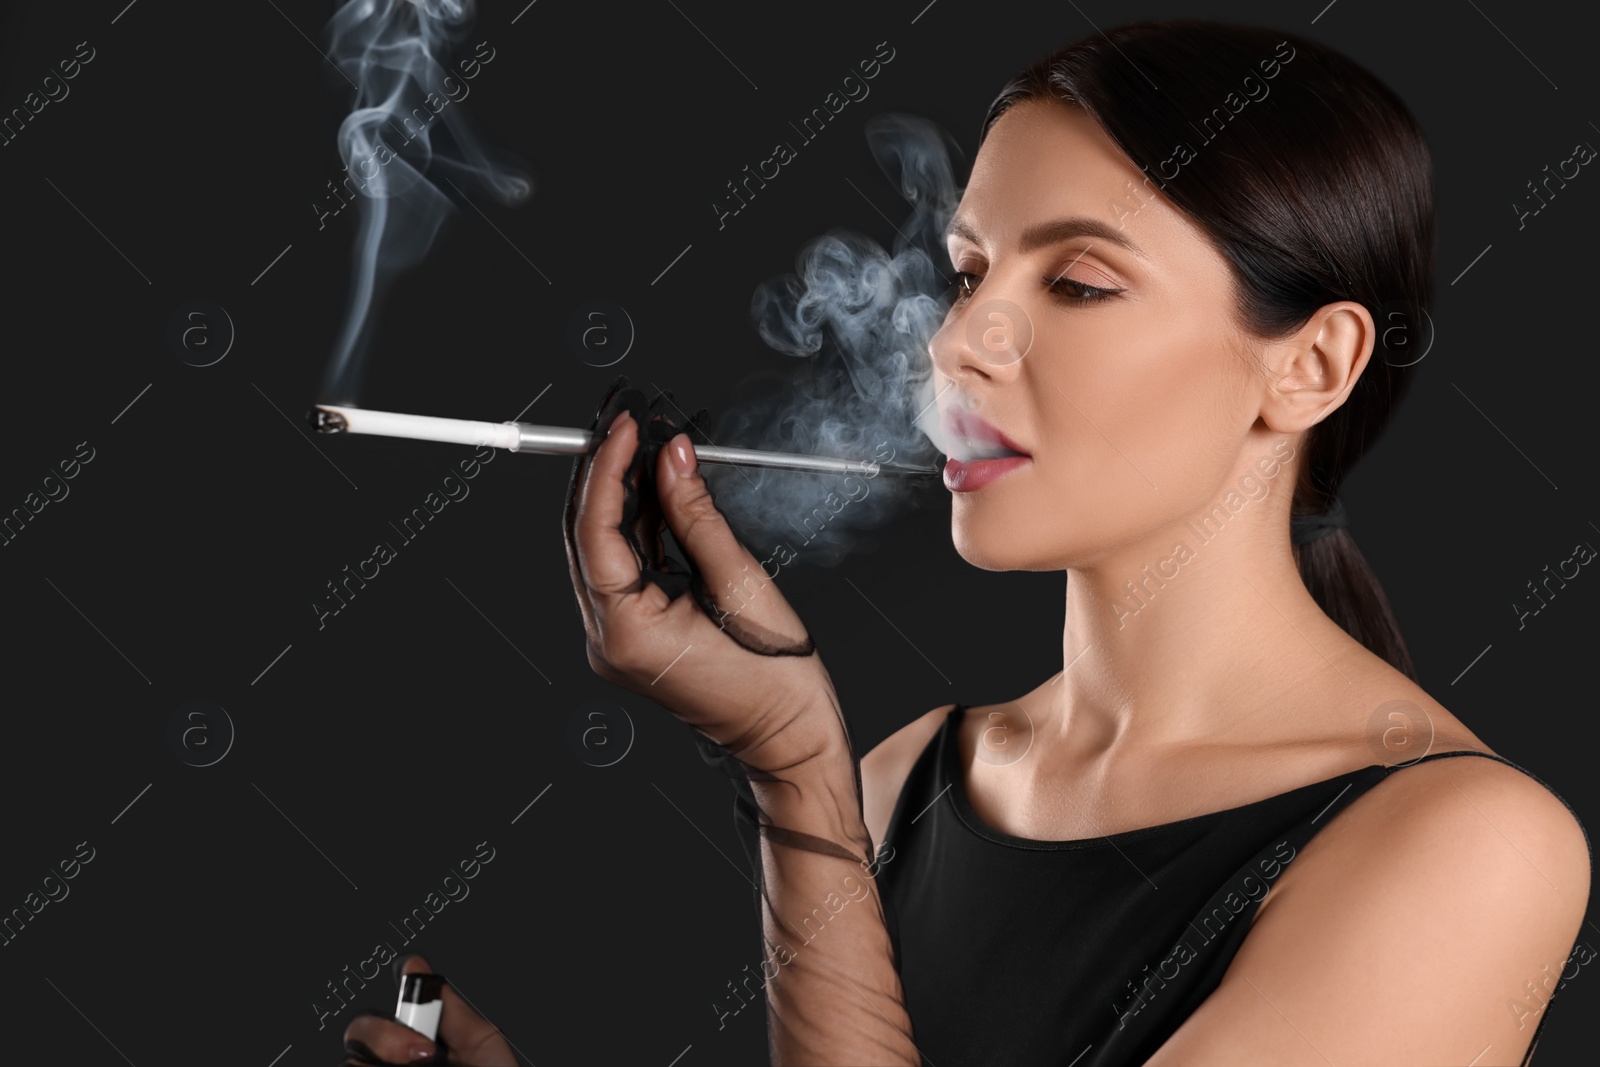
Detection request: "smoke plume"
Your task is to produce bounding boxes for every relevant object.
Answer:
[707,114,963,567]
[318,0,531,405]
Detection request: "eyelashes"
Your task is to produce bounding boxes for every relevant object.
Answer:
[946,269,1121,306]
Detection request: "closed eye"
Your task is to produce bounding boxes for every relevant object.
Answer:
[1046,272,1120,303]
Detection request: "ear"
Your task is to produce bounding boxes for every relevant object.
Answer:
[1257,301,1374,434]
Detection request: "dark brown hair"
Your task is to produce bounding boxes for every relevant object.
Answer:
[981,20,1430,680]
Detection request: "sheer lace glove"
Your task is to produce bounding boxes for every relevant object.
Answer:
[563,379,919,1065]
[563,377,850,783]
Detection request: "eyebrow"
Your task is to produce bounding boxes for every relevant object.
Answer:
[944,214,1147,260]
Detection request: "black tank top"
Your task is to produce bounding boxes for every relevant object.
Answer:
[875,703,1573,1067]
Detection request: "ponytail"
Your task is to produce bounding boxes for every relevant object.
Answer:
[1291,507,1418,682]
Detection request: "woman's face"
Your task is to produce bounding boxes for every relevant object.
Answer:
[930,98,1278,572]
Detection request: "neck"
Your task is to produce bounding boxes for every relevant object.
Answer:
[1049,497,1362,752]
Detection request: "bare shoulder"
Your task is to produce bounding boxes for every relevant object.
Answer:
[1332,681,1586,871]
[1291,749,1591,900]
[861,703,959,852]
[1147,751,1592,1064]
[1273,671,1589,932]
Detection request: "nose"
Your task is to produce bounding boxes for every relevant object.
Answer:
[928,290,1032,385]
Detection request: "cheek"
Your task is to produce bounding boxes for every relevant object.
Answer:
[1025,310,1250,526]
[945,292,1255,570]
[1103,309,1234,421]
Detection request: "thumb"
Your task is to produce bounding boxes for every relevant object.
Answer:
[656,434,767,588]
[392,952,436,989]
[399,954,435,976]
[655,433,795,620]
[656,434,815,654]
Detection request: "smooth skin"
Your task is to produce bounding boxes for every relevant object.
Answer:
[569,98,1591,1065]
[863,99,1590,1064]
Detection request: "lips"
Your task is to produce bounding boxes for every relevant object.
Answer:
[940,408,1030,460]
[943,454,1029,492]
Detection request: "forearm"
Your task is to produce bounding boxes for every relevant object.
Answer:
[748,734,920,1066]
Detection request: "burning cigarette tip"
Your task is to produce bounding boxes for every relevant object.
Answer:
[310,407,348,434]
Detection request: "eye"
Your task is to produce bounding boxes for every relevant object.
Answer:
[946,267,1123,306]
[947,270,980,303]
[1046,271,1121,303]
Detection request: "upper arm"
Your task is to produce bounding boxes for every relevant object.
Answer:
[861,704,957,854]
[1145,756,1592,1066]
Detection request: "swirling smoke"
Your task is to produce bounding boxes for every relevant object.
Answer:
[707,114,964,567]
[318,0,531,405]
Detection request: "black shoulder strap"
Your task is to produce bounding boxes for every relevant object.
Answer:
[1389,748,1588,850]
[1400,747,1522,770]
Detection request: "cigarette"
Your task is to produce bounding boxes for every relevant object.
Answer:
[311,404,940,476]
[394,972,444,1040]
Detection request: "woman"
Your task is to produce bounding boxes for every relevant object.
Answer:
[566,20,1590,1067]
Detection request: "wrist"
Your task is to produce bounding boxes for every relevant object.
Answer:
[782,698,859,787]
[750,734,868,846]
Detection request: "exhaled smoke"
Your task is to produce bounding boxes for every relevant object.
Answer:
[318,0,531,405]
[706,114,963,567]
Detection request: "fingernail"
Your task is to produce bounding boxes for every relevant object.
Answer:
[670,434,696,476]
[607,412,629,437]
[408,1044,436,1062]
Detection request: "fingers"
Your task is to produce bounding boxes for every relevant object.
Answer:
[564,393,633,644]
[399,953,435,977]
[569,413,661,623]
[344,1012,437,1064]
[435,981,518,1066]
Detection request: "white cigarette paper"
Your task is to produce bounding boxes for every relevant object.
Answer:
[320,405,521,450]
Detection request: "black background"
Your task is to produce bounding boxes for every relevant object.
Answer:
[0,0,1596,1064]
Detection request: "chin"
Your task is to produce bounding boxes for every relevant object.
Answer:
[950,511,1049,572]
